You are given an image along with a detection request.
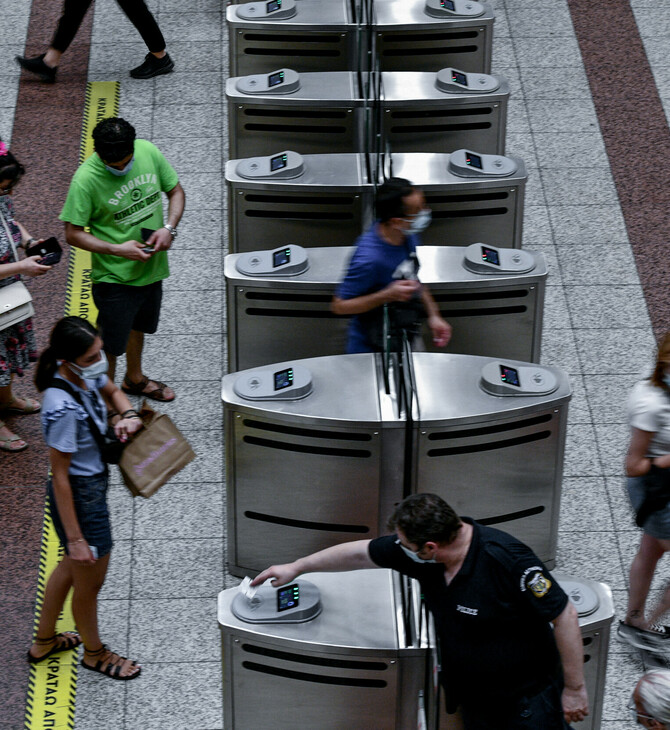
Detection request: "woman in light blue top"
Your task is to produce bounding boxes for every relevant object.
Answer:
[27,316,143,680]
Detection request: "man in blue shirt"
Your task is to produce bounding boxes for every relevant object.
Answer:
[332,177,451,353]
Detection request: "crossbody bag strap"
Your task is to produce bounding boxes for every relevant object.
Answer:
[0,206,21,264]
[49,379,107,452]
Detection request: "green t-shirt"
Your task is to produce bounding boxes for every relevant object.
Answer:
[59,139,179,286]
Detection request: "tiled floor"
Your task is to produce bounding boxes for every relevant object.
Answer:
[2,0,670,727]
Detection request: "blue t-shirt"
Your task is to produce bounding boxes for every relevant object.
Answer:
[41,374,108,476]
[336,223,420,353]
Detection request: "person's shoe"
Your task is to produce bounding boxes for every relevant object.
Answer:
[617,620,670,653]
[129,52,174,80]
[15,54,57,82]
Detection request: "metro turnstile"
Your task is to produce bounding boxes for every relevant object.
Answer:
[227,0,362,76]
[224,245,547,371]
[373,0,495,74]
[388,152,527,248]
[222,353,570,573]
[380,71,509,155]
[410,352,570,566]
[226,153,374,252]
[226,71,366,158]
[219,570,433,730]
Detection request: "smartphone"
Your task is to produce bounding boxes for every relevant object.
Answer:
[26,236,62,265]
[140,227,156,252]
[89,545,98,559]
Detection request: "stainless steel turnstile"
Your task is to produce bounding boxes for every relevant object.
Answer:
[219,570,433,730]
[222,353,570,571]
[227,0,362,76]
[224,244,547,371]
[373,0,495,73]
[389,151,527,248]
[411,353,571,567]
[226,70,366,158]
[380,70,509,155]
[226,152,374,252]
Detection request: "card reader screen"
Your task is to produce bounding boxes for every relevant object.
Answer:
[500,365,520,387]
[270,153,288,172]
[465,152,483,169]
[269,70,284,87]
[277,584,300,612]
[451,70,468,86]
[481,246,500,266]
[267,0,281,12]
[274,367,293,391]
[441,0,456,9]
[273,248,291,267]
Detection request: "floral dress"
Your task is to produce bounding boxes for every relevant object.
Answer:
[0,195,37,387]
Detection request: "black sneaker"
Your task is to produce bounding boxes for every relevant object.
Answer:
[129,52,174,80]
[617,620,670,653]
[15,54,57,82]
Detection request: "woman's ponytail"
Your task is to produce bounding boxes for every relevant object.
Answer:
[34,317,99,392]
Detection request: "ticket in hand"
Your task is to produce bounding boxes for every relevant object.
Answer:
[239,576,259,601]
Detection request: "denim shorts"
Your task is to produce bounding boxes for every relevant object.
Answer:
[48,471,113,558]
[628,475,670,539]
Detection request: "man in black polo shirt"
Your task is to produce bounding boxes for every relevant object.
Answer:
[252,494,588,729]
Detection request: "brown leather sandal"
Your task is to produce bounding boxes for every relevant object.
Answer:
[81,644,142,681]
[121,375,175,402]
[27,632,82,663]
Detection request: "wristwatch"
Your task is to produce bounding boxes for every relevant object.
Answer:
[164,224,178,239]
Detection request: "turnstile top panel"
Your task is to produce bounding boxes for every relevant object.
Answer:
[373,0,494,29]
[218,569,402,655]
[226,0,354,29]
[411,353,571,426]
[389,152,527,190]
[224,245,547,290]
[553,572,615,632]
[222,353,392,427]
[381,71,509,106]
[226,153,369,191]
[227,71,363,105]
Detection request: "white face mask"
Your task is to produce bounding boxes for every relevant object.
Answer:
[396,539,437,564]
[67,351,108,379]
[104,156,134,177]
[403,209,432,235]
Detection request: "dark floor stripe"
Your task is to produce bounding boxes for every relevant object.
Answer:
[567,0,670,340]
[0,1,94,727]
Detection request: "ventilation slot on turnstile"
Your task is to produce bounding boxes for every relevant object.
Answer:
[477,505,545,526]
[242,662,388,687]
[242,33,343,58]
[243,109,350,134]
[429,192,509,204]
[244,511,371,533]
[434,290,529,303]
[428,431,551,456]
[243,644,389,671]
[242,418,372,441]
[392,121,491,133]
[390,108,493,134]
[382,32,479,58]
[245,308,341,317]
[243,436,371,457]
[428,414,552,440]
[434,289,529,317]
[245,194,355,205]
[242,193,358,221]
[440,305,526,317]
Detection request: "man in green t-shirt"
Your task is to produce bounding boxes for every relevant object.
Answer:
[60,117,185,401]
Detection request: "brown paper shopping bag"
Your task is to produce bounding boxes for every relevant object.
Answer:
[119,401,196,498]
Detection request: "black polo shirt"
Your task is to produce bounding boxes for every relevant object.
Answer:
[368,518,568,708]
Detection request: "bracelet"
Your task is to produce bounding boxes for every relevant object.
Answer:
[26,237,37,246]
[68,538,85,544]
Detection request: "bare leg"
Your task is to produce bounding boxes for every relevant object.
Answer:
[69,554,110,652]
[43,48,62,67]
[28,558,75,659]
[125,330,145,383]
[626,534,667,627]
[0,381,27,449]
[106,352,117,384]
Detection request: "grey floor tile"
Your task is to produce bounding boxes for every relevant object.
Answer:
[565,285,650,329]
[529,244,561,284]
[494,66,522,97]
[593,424,630,477]
[491,37,517,67]
[174,171,222,209]
[631,7,670,36]
[565,374,593,425]
[523,167,546,207]
[125,661,223,730]
[160,0,222,10]
[74,663,128,730]
[131,537,224,598]
[650,66,670,99]
[507,5,576,37]
[128,597,220,661]
[541,327,581,373]
[641,38,670,67]
[564,424,604,477]
[153,136,223,174]
[142,333,223,380]
[534,132,609,168]
[159,287,223,336]
[547,205,629,246]
[574,329,658,374]
[153,103,222,138]
[115,77,157,108]
[155,71,223,106]
[107,481,135,541]
[0,76,20,108]
[99,539,132,600]
[505,131,538,166]
[557,244,640,285]
[0,107,15,144]
[87,41,148,77]
[168,41,223,74]
[97,598,131,655]
[606,477,636,533]
[506,98,531,136]
[513,36,583,67]
[556,530,625,587]
[175,429,224,484]
[521,205,553,247]
[170,209,224,249]
[520,66,591,99]
[543,285,571,330]
[0,44,26,78]
[601,652,645,721]
[584,374,641,425]
[542,168,619,207]
[558,477,615,532]
[116,104,154,141]
[527,99,599,133]
[134,480,224,540]
[163,248,223,291]
[159,11,223,41]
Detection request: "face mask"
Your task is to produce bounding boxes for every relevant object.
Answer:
[67,351,108,379]
[105,156,134,177]
[396,539,437,564]
[404,209,432,235]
